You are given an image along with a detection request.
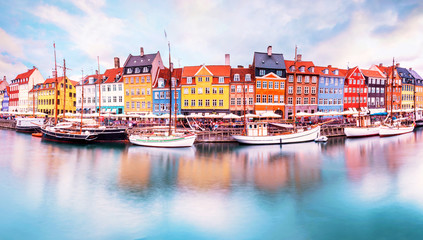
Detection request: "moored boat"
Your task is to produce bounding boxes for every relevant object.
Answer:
[15,117,45,133]
[40,126,98,143]
[344,126,380,137]
[129,133,196,148]
[379,123,414,137]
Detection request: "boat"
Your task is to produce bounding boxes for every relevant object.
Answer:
[129,132,196,148]
[232,122,321,145]
[379,120,414,137]
[344,115,380,137]
[41,125,98,143]
[31,132,42,138]
[128,36,196,148]
[314,135,328,142]
[15,117,45,133]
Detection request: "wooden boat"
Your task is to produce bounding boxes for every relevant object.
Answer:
[15,117,45,133]
[31,132,42,138]
[129,132,196,148]
[379,123,414,137]
[232,122,320,145]
[41,125,98,143]
[344,126,380,137]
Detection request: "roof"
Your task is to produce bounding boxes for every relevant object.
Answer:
[253,52,285,69]
[124,53,157,67]
[314,65,347,77]
[396,67,414,79]
[361,69,385,78]
[230,67,254,82]
[76,74,103,86]
[345,66,364,79]
[102,67,124,84]
[182,66,201,77]
[15,68,36,80]
[285,60,317,74]
[153,67,183,88]
[409,69,422,80]
[182,65,231,77]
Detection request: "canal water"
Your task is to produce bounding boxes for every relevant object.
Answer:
[1,129,423,240]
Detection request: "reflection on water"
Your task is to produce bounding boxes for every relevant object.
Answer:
[1,129,423,239]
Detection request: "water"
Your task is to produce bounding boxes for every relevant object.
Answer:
[1,129,423,240]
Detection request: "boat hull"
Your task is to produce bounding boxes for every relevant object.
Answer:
[232,126,320,145]
[16,126,41,133]
[344,126,380,138]
[40,128,98,144]
[83,128,127,142]
[129,134,196,148]
[379,125,414,137]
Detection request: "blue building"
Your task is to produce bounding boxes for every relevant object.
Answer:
[1,87,9,112]
[152,68,182,115]
[316,65,345,113]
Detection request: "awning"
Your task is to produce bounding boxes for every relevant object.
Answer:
[106,109,111,113]
[111,109,117,113]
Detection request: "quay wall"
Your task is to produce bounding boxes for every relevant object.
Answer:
[0,119,16,129]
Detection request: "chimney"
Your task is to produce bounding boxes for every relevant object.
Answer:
[170,62,174,72]
[396,63,400,68]
[237,65,244,68]
[114,57,120,68]
[328,65,332,68]
[409,67,413,71]
[95,70,98,76]
[379,63,383,67]
[225,54,230,66]
[267,46,272,56]
[33,66,36,69]
[3,76,5,82]
[297,54,302,62]
[140,47,144,57]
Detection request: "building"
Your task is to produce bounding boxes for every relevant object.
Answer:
[285,55,319,118]
[37,77,77,116]
[122,47,164,114]
[343,66,367,111]
[229,66,255,115]
[408,68,423,109]
[76,72,102,114]
[252,46,286,116]
[0,76,9,91]
[0,87,9,112]
[28,84,42,113]
[100,59,124,114]
[371,64,402,111]
[181,64,231,115]
[315,65,346,113]
[152,67,182,115]
[9,67,45,112]
[396,66,415,110]
[361,69,386,111]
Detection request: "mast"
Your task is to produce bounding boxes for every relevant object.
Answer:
[384,67,389,113]
[414,70,416,122]
[168,39,173,135]
[53,43,59,125]
[293,46,298,130]
[80,70,84,134]
[62,59,67,119]
[391,58,394,118]
[32,81,35,118]
[243,71,247,135]
[358,73,361,127]
[97,56,101,118]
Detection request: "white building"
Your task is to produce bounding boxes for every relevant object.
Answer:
[10,67,44,112]
[76,72,101,114]
[100,62,124,114]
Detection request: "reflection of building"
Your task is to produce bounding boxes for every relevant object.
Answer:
[119,150,151,190]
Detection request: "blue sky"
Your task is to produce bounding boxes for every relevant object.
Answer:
[1,0,423,81]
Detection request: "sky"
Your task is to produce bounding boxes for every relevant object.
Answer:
[1,0,423,82]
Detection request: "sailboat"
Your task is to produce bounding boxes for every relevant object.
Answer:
[129,38,196,147]
[379,59,414,137]
[41,46,98,143]
[232,46,320,145]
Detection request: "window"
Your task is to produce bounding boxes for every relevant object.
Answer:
[276,70,282,76]
[187,77,192,84]
[274,82,279,89]
[269,81,273,89]
[249,98,254,105]
[136,89,140,95]
[231,98,235,105]
[219,100,223,106]
[312,76,317,83]
[184,100,188,107]
[256,94,261,103]
[274,95,278,103]
[131,89,134,95]
[206,99,210,106]
[297,87,301,94]
[289,75,294,82]
[259,69,265,76]
[119,96,122,102]
[213,88,217,94]
[320,88,324,94]
[256,81,261,89]
[304,87,309,94]
[206,77,210,82]
[296,97,301,104]
[198,99,203,107]
[212,99,217,106]
[198,77,203,82]
[245,74,251,81]
[197,87,203,94]
[126,101,130,108]
[219,88,224,94]
[304,97,309,104]
[234,74,240,81]
[288,86,293,94]
[268,95,273,103]
[311,87,316,94]
[231,85,235,93]
[184,88,188,94]
[142,89,145,95]
[288,97,293,104]
[205,88,210,94]
[113,96,117,102]
[262,95,267,103]
[191,88,195,94]
[262,81,267,89]
[297,76,302,83]
[281,82,285,89]
[311,97,316,104]
[249,85,254,92]
[191,99,195,106]
[126,89,129,96]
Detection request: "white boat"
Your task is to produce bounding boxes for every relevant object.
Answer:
[379,124,414,137]
[344,126,380,137]
[232,122,321,145]
[314,135,328,142]
[129,133,196,148]
[15,117,45,133]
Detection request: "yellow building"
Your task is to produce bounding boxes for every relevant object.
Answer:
[181,65,231,115]
[401,83,414,109]
[37,77,77,117]
[122,48,163,114]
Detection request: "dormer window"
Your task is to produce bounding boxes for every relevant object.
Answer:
[219,77,224,83]
[299,66,305,72]
[143,67,148,73]
[276,70,282,76]
[135,67,141,74]
[334,70,339,75]
[234,74,240,81]
[245,74,251,81]
[309,67,314,73]
[171,78,176,87]
[324,69,329,74]
[187,77,192,84]
[127,68,132,74]
[158,78,165,88]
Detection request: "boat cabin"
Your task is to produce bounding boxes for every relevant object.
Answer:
[16,118,45,128]
[246,122,268,136]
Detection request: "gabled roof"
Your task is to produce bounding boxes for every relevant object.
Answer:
[285,60,317,74]
[409,69,422,80]
[361,69,385,78]
[253,52,285,70]
[182,65,231,77]
[345,66,364,79]
[15,68,36,80]
[101,67,123,84]
[230,67,254,82]
[396,67,414,79]
[124,53,158,68]
[153,67,183,88]
[182,66,202,77]
[314,65,347,77]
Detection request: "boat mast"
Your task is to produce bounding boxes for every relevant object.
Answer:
[62,59,67,119]
[358,72,361,127]
[243,71,247,135]
[391,58,394,119]
[32,81,35,118]
[414,70,416,122]
[80,70,84,134]
[384,68,389,113]
[53,42,59,125]
[168,39,173,135]
[97,56,101,119]
[293,46,298,130]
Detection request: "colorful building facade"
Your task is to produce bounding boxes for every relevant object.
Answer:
[372,64,402,111]
[100,65,124,114]
[409,68,423,109]
[252,46,286,116]
[122,48,164,114]
[285,56,319,118]
[343,67,367,111]
[229,67,255,115]
[37,77,77,116]
[397,66,415,109]
[181,65,231,115]
[153,67,182,115]
[361,69,386,111]
[316,65,345,113]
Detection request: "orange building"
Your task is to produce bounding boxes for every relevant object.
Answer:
[371,64,402,111]
[229,67,255,115]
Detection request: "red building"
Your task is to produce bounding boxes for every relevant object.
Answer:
[343,66,367,110]
[229,66,255,115]
[371,64,402,111]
